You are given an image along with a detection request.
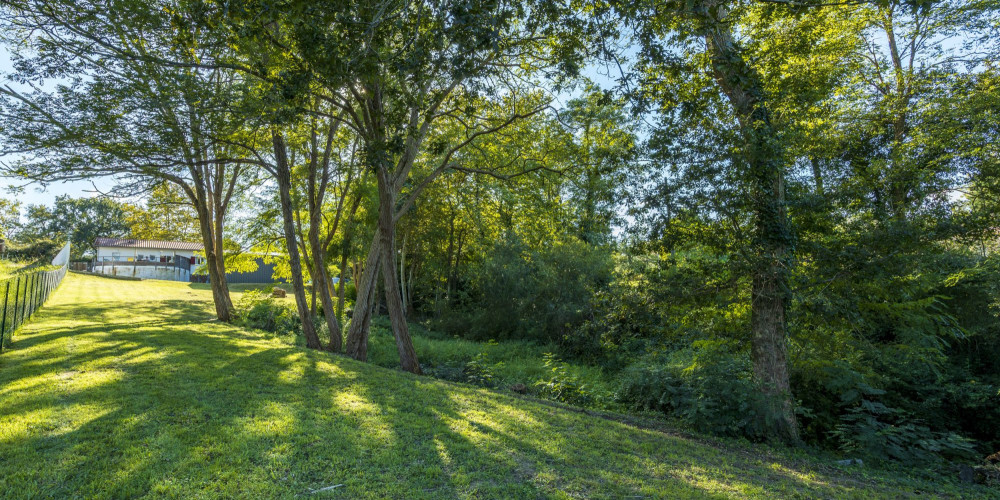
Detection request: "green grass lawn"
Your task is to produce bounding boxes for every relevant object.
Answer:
[0,260,26,280]
[0,259,62,280]
[0,274,994,499]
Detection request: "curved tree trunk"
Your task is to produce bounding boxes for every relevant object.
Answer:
[272,130,323,350]
[345,230,381,361]
[377,166,420,374]
[310,224,342,351]
[190,178,232,322]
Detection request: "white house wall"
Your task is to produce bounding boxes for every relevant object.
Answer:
[94,246,202,282]
[92,262,192,281]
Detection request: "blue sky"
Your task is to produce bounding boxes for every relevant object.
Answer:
[0,45,116,206]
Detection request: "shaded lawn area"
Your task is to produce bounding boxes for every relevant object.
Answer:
[0,274,992,498]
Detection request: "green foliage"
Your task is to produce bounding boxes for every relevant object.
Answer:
[445,236,612,351]
[0,198,19,240]
[463,342,505,388]
[533,353,601,407]
[615,344,770,439]
[3,238,62,261]
[831,400,977,464]
[232,289,300,335]
[15,196,131,260]
[123,184,201,242]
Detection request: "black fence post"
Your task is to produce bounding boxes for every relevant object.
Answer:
[29,273,36,318]
[21,274,29,325]
[27,273,35,319]
[36,272,43,312]
[0,280,9,352]
[13,275,22,331]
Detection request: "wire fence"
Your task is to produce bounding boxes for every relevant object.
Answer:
[0,243,70,354]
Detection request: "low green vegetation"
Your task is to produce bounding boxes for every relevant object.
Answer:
[231,287,616,406]
[0,260,21,280]
[0,259,61,280]
[4,274,986,498]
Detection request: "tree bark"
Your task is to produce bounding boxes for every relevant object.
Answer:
[345,230,381,361]
[310,226,342,351]
[211,202,234,313]
[188,172,232,322]
[701,4,799,442]
[376,166,421,374]
[272,130,323,349]
[399,230,408,317]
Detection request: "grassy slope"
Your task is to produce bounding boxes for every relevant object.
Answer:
[0,260,24,280]
[0,274,993,499]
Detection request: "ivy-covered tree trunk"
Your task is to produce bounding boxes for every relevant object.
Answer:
[703,5,799,443]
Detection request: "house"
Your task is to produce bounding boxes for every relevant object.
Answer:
[93,238,204,281]
[93,237,283,284]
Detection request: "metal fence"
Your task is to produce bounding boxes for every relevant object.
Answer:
[0,243,70,354]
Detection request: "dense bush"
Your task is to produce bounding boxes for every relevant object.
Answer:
[4,238,62,261]
[436,236,613,352]
[233,289,300,335]
[534,353,603,407]
[829,399,977,463]
[615,343,770,439]
[577,243,1000,461]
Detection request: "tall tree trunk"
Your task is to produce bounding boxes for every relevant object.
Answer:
[702,6,799,443]
[336,251,350,322]
[399,231,408,317]
[212,205,234,313]
[345,230,381,361]
[188,176,232,322]
[309,222,342,352]
[376,166,421,374]
[272,130,322,349]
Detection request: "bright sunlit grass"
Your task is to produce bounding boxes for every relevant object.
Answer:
[0,273,990,498]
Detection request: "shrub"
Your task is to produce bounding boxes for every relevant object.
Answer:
[5,238,62,261]
[615,343,769,439]
[464,348,504,388]
[456,237,613,350]
[830,399,977,463]
[534,353,602,407]
[233,289,300,335]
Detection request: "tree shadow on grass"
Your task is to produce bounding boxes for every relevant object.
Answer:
[0,288,972,499]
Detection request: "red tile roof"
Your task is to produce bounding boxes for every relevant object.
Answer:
[94,238,204,251]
